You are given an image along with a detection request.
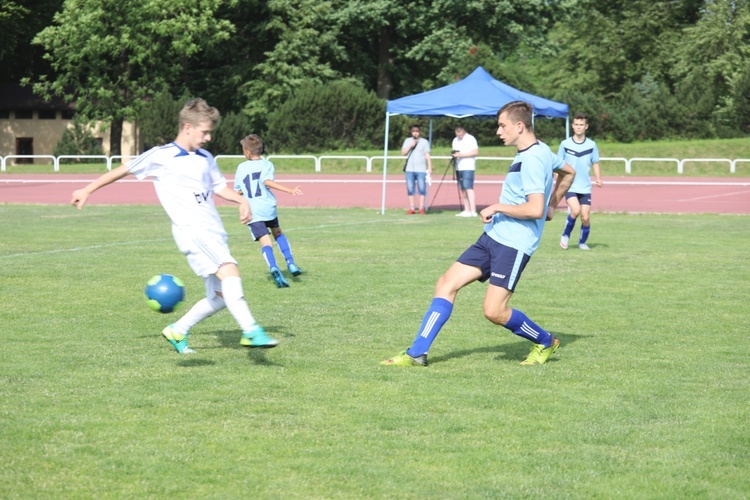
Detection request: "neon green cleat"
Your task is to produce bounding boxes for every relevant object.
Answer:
[380,350,428,367]
[162,324,195,354]
[240,326,279,348]
[520,337,559,365]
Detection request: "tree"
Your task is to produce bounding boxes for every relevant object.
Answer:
[53,119,104,161]
[0,0,62,83]
[330,0,567,99]
[26,0,236,155]
[241,0,341,132]
[138,91,185,149]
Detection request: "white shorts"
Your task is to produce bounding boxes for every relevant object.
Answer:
[172,226,237,279]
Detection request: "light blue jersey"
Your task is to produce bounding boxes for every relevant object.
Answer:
[234,158,277,222]
[484,141,565,256]
[557,137,599,194]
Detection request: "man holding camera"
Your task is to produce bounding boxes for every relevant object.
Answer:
[452,127,479,217]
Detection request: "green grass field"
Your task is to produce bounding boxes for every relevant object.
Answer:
[4,136,750,176]
[1,206,749,497]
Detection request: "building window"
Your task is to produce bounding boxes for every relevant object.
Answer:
[15,110,33,119]
[16,138,34,164]
[38,110,57,120]
[0,110,9,119]
[61,110,75,120]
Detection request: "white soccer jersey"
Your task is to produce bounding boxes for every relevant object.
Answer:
[126,142,228,237]
[452,133,478,171]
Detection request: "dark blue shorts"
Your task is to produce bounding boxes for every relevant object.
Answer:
[565,192,592,205]
[456,233,531,292]
[247,218,280,241]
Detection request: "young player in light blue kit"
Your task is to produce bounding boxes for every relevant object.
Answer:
[381,101,575,367]
[235,134,303,288]
[557,113,603,250]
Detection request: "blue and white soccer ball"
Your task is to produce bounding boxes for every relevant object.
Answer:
[145,274,185,313]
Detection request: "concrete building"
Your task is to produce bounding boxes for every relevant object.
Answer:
[0,84,142,166]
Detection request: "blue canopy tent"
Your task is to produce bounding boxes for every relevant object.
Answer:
[381,66,569,213]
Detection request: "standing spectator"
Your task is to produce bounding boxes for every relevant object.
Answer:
[401,125,433,214]
[558,113,603,250]
[452,126,479,217]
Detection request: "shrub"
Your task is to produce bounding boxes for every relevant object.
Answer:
[209,111,254,155]
[53,119,104,162]
[266,80,385,153]
[139,91,183,149]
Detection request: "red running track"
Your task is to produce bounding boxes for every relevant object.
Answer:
[1,174,749,214]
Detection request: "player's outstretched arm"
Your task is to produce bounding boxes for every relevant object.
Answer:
[215,186,253,224]
[264,179,303,195]
[71,165,131,209]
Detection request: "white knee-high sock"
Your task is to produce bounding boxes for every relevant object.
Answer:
[175,296,225,334]
[221,276,257,332]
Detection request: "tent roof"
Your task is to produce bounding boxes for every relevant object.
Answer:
[386,66,568,119]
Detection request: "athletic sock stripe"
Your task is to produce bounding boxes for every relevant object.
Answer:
[520,322,540,339]
[419,311,440,338]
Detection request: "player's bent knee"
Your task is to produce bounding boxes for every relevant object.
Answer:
[483,306,510,326]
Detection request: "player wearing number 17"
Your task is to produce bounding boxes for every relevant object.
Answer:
[381,101,576,367]
[235,134,304,289]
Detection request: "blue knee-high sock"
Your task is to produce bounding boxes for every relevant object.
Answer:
[261,245,278,270]
[580,225,590,244]
[563,215,576,237]
[406,298,453,357]
[504,309,552,347]
[275,234,295,265]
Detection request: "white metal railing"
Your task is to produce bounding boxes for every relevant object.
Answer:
[600,157,629,173]
[107,155,138,171]
[2,155,56,172]
[56,155,109,172]
[2,154,750,174]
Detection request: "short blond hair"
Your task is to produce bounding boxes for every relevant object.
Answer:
[179,98,221,129]
[240,134,264,155]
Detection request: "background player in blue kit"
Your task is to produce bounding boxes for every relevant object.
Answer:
[381,101,576,367]
[557,113,603,250]
[235,134,303,288]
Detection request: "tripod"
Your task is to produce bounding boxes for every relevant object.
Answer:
[428,153,462,212]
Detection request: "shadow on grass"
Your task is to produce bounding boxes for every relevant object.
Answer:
[210,327,288,367]
[430,331,590,365]
[177,358,216,367]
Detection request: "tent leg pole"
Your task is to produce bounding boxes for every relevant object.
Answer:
[381,113,391,215]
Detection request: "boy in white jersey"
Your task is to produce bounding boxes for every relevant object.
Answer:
[70,98,278,354]
[557,113,603,250]
[382,101,575,367]
[234,134,303,288]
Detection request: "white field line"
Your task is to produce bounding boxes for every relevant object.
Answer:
[677,189,750,202]
[0,219,390,260]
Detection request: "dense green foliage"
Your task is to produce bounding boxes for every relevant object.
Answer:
[52,119,104,161]
[266,80,385,152]
[1,206,749,496]
[5,0,750,151]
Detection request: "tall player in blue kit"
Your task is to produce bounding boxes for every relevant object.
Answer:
[558,113,603,250]
[70,98,278,354]
[381,101,576,367]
